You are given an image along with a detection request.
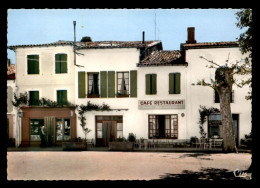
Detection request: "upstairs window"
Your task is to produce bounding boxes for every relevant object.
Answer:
[55,54,67,74]
[88,73,100,97]
[29,91,40,106]
[169,73,181,94]
[146,74,157,95]
[57,90,67,105]
[27,55,39,74]
[117,72,129,97]
[214,90,234,103]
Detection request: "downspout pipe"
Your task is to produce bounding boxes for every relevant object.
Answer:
[73,21,76,66]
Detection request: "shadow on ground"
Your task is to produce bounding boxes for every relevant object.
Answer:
[154,168,252,182]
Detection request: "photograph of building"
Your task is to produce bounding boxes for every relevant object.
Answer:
[7,27,251,148]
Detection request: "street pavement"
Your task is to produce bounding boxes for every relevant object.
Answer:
[7,151,252,181]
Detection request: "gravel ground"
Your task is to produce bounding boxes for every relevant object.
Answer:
[7,151,252,181]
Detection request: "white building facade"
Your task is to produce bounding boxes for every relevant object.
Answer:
[8,28,251,147]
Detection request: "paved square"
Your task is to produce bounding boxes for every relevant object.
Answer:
[7,151,251,180]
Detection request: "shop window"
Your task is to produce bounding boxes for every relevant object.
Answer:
[57,90,67,105]
[148,115,178,139]
[117,72,129,97]
[30,119,44,141]
[88,73,99,97]
[208,114,238,141]
[146,74,157,95]
[27,55,39,74]
[55,53,67,74]
[29,91,40,106]
[56,118,70,141]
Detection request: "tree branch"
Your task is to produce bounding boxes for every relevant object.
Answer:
[200,56,221,67]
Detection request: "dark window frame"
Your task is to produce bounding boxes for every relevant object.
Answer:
[55,53,68,74]
[27,55,39,75]
[148,115,178,139]
[116,72,129,97]
[29,90,40,106]
[57,90,68,105]
[87,72,100,98]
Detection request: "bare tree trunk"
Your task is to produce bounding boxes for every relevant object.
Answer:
[218,88,237,153]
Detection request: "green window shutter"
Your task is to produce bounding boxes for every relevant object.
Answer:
[60,54,67,73]
[55,54,61,73]
[130,70,137,97]
[108,71,115,98]
[169,73,175,94]
[174,73,181,94]
[145,74,151,95]
[57,90,67,105]
[78,72,86,98]
[100,71,107,98]
[27,55,34,74]
[151,74,157,94]
[29,91,39,105]
[28,55,39,74]
[61,90,67,105]
[33,55,39,74]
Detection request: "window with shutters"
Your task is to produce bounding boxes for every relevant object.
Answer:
[88,73,99,98]
[169,73,181,94]
[214,90,234,103]
[117,72,129,97]
[29,91,40,106]
[55,54,67,74]
[57,90,67,105]
[146,74,157,95]
[27,55,39,74]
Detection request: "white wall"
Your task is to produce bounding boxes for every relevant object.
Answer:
[15,46,75,103]
[75,48,188,140]
[185,47,251,142]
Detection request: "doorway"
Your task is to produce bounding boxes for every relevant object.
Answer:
[95,116,123,147]
[102,121,117,147]
[158,115,165,138]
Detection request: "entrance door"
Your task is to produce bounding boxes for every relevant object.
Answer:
[158,115,165,138]
[102,121,117,147]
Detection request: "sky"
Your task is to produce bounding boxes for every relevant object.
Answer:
[7,9,246,64]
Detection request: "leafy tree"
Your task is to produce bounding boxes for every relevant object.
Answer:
[193,55,249,152]
[235,8,252,100]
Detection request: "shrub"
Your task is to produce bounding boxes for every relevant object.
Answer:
[116,137,127,142]
[127,133,136,142]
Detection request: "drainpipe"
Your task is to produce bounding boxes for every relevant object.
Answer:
[73,21,76,66]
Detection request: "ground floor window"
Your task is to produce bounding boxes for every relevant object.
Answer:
[95,116,123,146]
[30,119,44,141]
[148,115,178,139]
[208,114,239,144]
[56,118,71,141]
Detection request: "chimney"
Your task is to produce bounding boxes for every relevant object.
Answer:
[186,27,196,44]
[81,36,92,42]
[142,31,145,44]
[73,21,76,43]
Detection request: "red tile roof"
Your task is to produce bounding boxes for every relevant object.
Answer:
[7,64,15,75]
[138,50,186,67]
[8,40,161,50]
[181,41,239,49]
[7,64,16,80]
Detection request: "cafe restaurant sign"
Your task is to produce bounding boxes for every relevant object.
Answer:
[138,100,185,110]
